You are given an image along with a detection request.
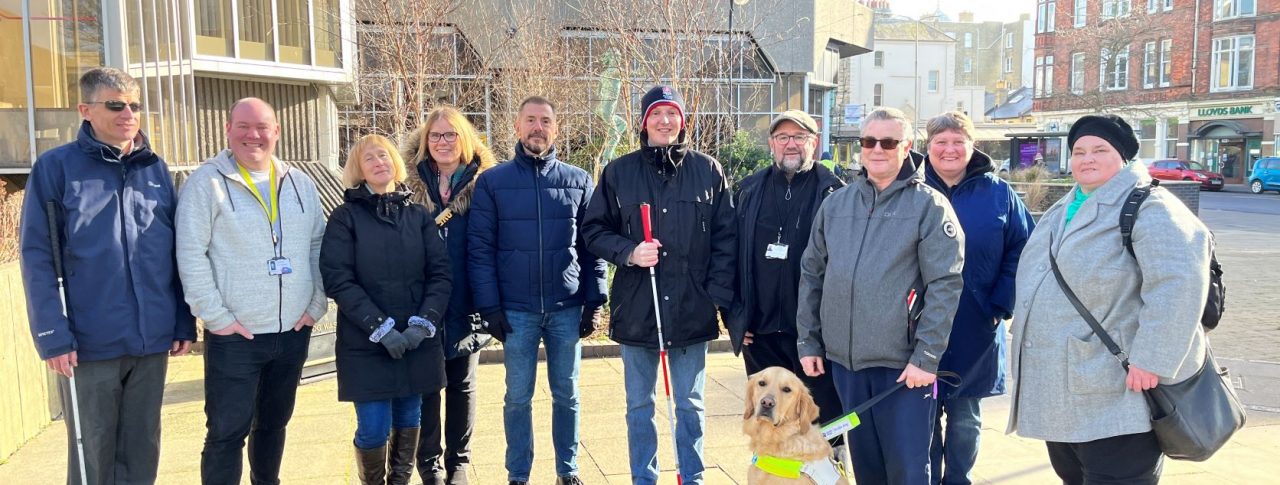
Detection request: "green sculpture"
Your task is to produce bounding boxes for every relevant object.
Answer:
[595,48,628,162]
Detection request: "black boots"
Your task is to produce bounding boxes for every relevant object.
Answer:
[355,445,387,485]
[387,427,420,485]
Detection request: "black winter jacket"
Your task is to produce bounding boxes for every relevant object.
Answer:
[320,186,452,402]
[726,164,844,355]
[583,137,736,349]
[402,128,499,359]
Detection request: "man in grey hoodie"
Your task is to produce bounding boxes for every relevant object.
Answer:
[176,97,329,485]
[797,107,964,485]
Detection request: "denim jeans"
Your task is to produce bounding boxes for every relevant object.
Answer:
[930,397,983,485]
[354,395,424,449]
[503,307,583,481]
[201,328,311,485]
[620,341,708,485]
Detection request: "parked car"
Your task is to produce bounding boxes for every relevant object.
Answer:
[1250,157,1280,194]
[1146,159,1225,191]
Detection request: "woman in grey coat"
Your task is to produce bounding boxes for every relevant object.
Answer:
[1007,115,1211,484]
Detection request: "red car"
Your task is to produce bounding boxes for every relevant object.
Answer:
[1147,159,1225,191]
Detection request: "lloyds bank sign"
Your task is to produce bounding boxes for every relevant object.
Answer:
[1196,105,1254,117]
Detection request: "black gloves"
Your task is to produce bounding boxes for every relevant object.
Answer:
[580,305,602,339]
[379,329,410,359]
[403,326,431,349]
[482,310,512,343]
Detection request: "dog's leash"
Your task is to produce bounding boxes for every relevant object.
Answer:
[820,370,961,440]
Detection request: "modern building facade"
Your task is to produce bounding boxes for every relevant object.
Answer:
[342,0,875,165]
[927,11,1033,106]
[1032,0,1280,183]
[2,0,353,173]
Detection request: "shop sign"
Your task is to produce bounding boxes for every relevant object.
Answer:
[1196,105,1254,117]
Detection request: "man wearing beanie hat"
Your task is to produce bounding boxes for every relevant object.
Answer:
[583,85,736,485]
[725,110,847,451]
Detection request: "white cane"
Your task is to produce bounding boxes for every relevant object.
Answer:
[639,203,684,484]
[48,201,89,485]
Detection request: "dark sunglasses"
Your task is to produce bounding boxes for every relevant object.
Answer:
[859,136,902,150]
[89,100,143,112]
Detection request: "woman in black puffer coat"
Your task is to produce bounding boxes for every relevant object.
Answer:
[320,134,451,485]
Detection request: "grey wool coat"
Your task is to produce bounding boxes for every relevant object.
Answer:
[1007,161,1210,443]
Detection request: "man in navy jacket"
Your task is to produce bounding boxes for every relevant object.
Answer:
[19,67,195,485]
[467,96,607,485]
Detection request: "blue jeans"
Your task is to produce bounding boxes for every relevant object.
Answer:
[620,342,708,485]
[354,395,424,449]
[930,397,982,485]
[503,307,583,481]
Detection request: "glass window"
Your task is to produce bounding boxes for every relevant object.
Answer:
[873,83,883,106]
[1006,32,1014,48]
[1143,41,1157,88]
[964,32,973,48]
[1101,45,1129,90]
[16,0,107,164]
[1071,52,1086,94]
[278,0,312,64]
[928,70,939,92]
[1159,39,1172,86]
[1074,0,1087,27]
[1211,35,1254,91]
[1037,0,1056,33]
[1164,0,1173,9]
[239,0,275,61]
[1005,57,1013,73]
[1139,118,1157,159]
[196,1,234,56]
[874,51,884,67]
[315,0,343,68]
[1165,118,1178,155]
[964,57,972,73]
[1102,0,1131,18]
[1035,56,1055,97]
[1147,0,1159,13]
[1214,0,1256,20]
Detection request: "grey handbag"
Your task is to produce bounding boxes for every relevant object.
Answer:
[1050,254,1246,462]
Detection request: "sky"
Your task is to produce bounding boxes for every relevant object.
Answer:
[884,0,1036,23]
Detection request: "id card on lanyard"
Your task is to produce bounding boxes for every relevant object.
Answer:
[238,162,290,275]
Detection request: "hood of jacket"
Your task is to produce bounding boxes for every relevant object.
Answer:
[923,149,996,191]
[638,130,690,177]
[75,120,161,168]
[400,125,498,214]
[856,150,927,196]
[205,149,295,187]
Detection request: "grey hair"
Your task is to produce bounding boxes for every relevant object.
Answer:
[926,111,976,143]
[79,67,139,102]
[862,107,913,141]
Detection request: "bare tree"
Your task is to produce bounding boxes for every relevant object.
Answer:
[1040,10,1175,120]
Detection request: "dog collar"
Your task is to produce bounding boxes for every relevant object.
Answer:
[752,455,844,485]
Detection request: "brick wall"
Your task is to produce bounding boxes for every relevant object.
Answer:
[1160,180,1201,215]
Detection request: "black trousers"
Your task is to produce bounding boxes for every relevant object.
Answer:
[1046,432,1163,485]
[742,330,845,445]
[200,328,311,485]
[417,352,481,483]
[60,353,168,485]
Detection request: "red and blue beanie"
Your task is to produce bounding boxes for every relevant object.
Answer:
[639,85,686,132]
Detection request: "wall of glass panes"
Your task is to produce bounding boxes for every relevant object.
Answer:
[194,0,344,69]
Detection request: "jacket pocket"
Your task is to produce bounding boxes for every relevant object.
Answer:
[1066,335,1129,395]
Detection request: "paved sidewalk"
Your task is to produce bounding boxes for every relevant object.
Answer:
[1,349,1277,484]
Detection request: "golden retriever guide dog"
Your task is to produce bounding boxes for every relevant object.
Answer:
[743,367,849,485]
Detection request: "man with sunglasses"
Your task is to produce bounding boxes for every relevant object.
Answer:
[20,67,196,484]
[797,107,965,485]
[725,110,846,447]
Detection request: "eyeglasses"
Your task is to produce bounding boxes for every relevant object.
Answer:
[428,132,458,143]
[771,134,814,145]
[859,136,903,150]
[88,100,143,113]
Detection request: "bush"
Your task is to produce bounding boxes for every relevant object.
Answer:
[718,130,771,187]
[0,181,22,264]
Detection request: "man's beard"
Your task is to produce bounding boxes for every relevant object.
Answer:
[523,132,549,154]
[776,154,810,174]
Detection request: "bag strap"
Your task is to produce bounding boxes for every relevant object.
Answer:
[1120,180,1157,257]
[1049,253,1131,369]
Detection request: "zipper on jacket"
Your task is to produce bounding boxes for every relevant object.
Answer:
[534,166,546,313]
[118,163,144,347]
[846,187,877,356]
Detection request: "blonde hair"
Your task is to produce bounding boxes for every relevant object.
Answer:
[344,134,408,187]
[411,106,484,166]
[926,111,976,143]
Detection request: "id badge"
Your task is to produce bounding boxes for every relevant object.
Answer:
[765,243,789,260]
[267,257,293,275]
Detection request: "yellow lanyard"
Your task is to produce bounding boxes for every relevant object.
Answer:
[237,162,279,225]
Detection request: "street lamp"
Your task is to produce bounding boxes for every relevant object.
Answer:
[728,0,750,132]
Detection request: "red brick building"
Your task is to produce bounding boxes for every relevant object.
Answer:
[1031,0,1279,183]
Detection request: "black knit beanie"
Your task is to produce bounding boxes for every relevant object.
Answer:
[1068,114,1139,161]
[639,85,685,133]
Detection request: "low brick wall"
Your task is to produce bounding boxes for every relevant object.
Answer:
[1010,180,1201,216]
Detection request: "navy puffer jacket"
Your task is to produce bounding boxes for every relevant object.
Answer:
[467,143,608,315]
